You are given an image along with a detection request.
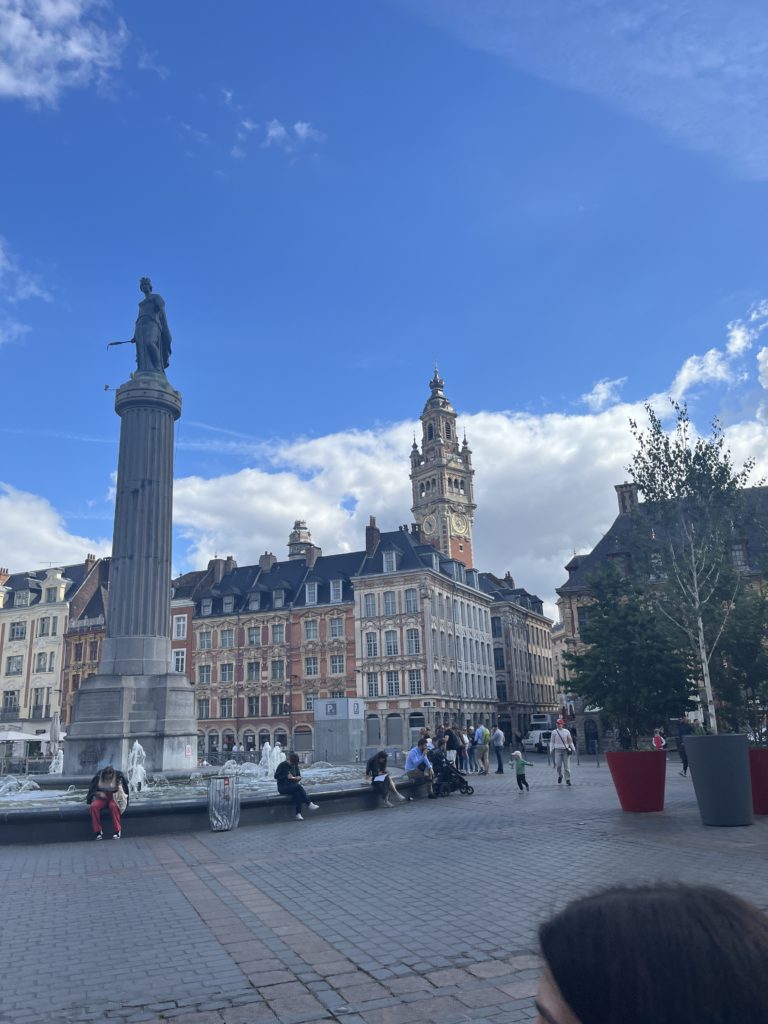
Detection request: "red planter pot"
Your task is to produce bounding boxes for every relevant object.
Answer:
[749,748,768,815]
[606,750,666,812]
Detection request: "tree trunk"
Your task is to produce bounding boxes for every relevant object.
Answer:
[697,613,718,735]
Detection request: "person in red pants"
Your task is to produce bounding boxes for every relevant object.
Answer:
[86,765,129,839]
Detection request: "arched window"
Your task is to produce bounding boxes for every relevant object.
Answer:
[445,422,452,439]
[222,730,235,752]
[459,480,465,494]
[408,712,425,729]
[242,730,256,752]
[420,483,426,497]
[366,714,381,745]
[427,423,434,440]
[274,728,288,749]
[207,731,219,753]
[447,477,453,491]
[293,725,313,752]
[386,713,404,746]
[258,729,271,748]
[197,731,205,756]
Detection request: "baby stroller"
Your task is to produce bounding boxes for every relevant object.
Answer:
[433,758,474,797]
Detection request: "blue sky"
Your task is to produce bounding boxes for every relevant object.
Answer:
[3,0,768,614]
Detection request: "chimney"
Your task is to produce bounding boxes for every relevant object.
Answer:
[84,553,97,573]
[259,552,277,571]
[224,555,237,575]
[615,482,639,515]
[209,557,226,583]
[306,546,319,569]
[365,515,380,556]
[410,523,421,541]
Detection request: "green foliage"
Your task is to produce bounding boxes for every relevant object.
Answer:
[709,586,768,744]
[627,402,755,732]
[564,570,698,744]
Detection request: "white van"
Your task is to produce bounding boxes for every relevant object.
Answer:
[521,729,552,754]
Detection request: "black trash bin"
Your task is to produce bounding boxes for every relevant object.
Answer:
[208,774,241,831]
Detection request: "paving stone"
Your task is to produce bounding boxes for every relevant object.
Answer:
[2,763,766,1024]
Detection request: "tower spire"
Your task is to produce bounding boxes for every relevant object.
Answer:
[409,369,476,567]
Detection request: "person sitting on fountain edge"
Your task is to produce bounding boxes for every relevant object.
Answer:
[86,765,129,840]
[274,752,319,821]
[365,750,409,807]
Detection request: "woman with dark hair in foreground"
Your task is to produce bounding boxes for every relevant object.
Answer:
[535,883,768,1024]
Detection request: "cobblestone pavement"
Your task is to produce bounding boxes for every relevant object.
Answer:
[2,755,766,1024]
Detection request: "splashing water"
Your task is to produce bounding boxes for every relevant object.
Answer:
[127,740,148,793]
[259,742,286,775]
[48,750,64,774]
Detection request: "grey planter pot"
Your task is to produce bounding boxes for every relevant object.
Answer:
[685,733,753,827]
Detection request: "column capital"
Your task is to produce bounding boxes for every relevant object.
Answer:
[115,372,182,421]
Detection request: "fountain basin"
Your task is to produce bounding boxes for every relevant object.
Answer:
[0,775,425,844]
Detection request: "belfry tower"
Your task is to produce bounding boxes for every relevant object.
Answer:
[410,369,476,567]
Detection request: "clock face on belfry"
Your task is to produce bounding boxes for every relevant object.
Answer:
[452,513,468,534]
[422,514,437,536]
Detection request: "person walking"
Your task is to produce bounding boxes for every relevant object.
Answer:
[474,722,491,775]
[549,718,576,785]
[491,725,506,774]
[511,750,533,792]
[87,765,129,839]
[676,717,692,776]
[275,752,320,820]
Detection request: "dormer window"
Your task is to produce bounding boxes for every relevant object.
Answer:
[222,596,235,614]
[330,579,343,603]
[45,587,58,604]
[273,589,285,609]
[305,582,318,605]
[431,553,440,571]
[382,550,397,574]
[15,591,29,608]
[248,594,261,611]
[201,598,212,616]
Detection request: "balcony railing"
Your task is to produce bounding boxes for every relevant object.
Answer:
[0,709,21,722]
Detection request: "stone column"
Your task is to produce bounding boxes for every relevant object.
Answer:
[100,373,181,676]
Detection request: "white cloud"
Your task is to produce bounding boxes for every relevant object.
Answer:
[0,483,109,569]
[0,0,127,105]
[263,119,290,148]
[9,301,768,619]
[262,118,326,152]
[757,347,768,390]
[404,0,768,179]
[669,348,733,400]
[0,236,51,346]
[137,46,169,80]
[580,376,627,411]
[293,120,325,143]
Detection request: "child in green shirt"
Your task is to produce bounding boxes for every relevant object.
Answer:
[511,750,533,792]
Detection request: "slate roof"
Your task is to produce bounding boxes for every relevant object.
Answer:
[479,572,546,616]
[1,562,89,606]
[556,485,768,597]
[190,526,487,616]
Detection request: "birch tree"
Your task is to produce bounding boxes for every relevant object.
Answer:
[628,403,754,734]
